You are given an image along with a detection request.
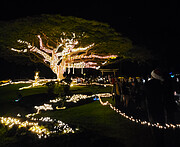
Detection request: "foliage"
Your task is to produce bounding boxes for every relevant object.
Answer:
[0,14,156,72]
[46,81,56,95]
[0,14,134,62]
[121,45,154,63]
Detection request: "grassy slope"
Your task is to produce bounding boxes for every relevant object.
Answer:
[0,84,48,116]
[1,84,178,147]
[39,98,153,147]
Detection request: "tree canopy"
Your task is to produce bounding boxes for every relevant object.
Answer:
[0,14,151,65]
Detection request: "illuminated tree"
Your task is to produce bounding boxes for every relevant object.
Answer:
[11,32,119,80]
[0,14,152,80]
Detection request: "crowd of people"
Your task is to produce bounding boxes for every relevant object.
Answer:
[112,69,178,125]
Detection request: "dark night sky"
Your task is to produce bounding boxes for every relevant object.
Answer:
[1,1,179,50]
[0,0,179,79]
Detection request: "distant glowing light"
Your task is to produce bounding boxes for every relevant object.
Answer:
[171,75,175,78]
[56,106,66,110]
[15,99,20,102]
[93,97,99,101]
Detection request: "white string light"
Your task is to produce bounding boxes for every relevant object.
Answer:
[98,96,180,129]
[0,117,50,138]
[5,79,179,138]
[11,32,118,80]
[2,90,180,140]
[0,116,75,139]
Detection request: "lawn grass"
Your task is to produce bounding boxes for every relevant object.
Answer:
[39,98,154,147]
[70,85,112,94]
[0,83,48,116]
[0,83,48,103]
[0,83,179,147]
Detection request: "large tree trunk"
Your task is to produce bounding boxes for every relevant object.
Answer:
[57,67,65,81]
[57,59,65,81]
[50,59,65,81]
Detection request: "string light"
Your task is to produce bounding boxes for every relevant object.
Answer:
[11,32,118,80]
[0,80,33,87]
[7,79,178,137]
[0,80,113,139]
[34,104,53,113]
[0,116,75,139]
[32,93,113,113]
[56,106,66,110]
[0,117,50,138]
[98,96,180,129]
[3,88,180,140]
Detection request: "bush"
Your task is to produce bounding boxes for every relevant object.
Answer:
[46,81,55,95]
[6,126,18,137]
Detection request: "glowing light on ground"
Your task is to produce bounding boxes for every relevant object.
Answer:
[0,117,50,138]
[0,92,112,139]
[34,104,53,113]
[0,116,75,139]
[98,96,180,129]
[2,78,179,140]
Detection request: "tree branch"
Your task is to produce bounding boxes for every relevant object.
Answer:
[37,35,52,54]
[30,46,51,63]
